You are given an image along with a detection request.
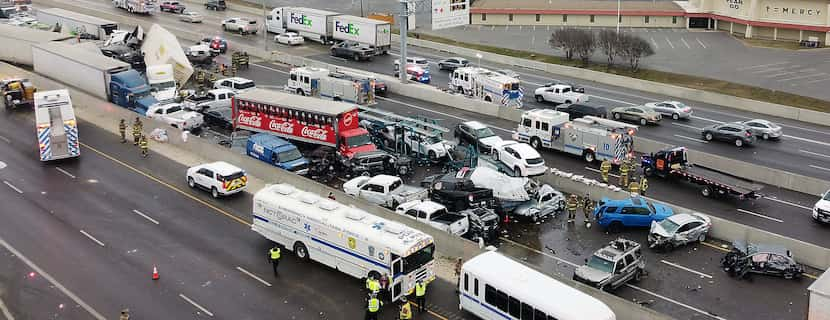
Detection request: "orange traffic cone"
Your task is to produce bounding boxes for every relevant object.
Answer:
[152,265,160,280]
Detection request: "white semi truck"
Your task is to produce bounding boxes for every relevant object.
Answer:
[331,15,391,56]
[141,24,194,88]
[113,0,156,14]
[36,7,118,40]
[146,64,177,103]
[265,7,340,44]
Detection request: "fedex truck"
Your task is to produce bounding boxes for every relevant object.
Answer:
[35,89,79,161]
[332,15,391,55]
[265,7,340,44]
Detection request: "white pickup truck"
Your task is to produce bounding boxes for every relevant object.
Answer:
[221,17,257,34]
[343,174,429,209]
[146,103,204,131]
[182,89,234,112]
[533,84,589,105]
[395,200,470,236]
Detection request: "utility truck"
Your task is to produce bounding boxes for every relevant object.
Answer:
[449,67,522,108]
[332,15,391,56]
[265,7,340,44]
[36,7,118,40]
[34,89,79,161]
[287,67,375,105]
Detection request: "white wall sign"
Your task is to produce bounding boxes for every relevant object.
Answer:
[431,0,469,30]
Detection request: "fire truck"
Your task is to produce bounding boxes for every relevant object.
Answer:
[286,67,375,105]
[232,88,376,159]
[34,89,79,161]
[513,109,636,164]
[449,67,522,108]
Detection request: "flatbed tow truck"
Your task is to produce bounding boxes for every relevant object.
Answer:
[641,146,762,199]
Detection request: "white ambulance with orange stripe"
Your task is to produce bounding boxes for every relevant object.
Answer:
[186,161,247,198]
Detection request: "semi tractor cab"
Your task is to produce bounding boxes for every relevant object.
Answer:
[34,89,79,161]
[108,69,158,115]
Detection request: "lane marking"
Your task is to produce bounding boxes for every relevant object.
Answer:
[737,61,789,71]
[0,297,14,320]
[763,71,799,78]
[736,209,783,223]
[804,76,830,84]
[696,38,707,48]
[132,209,160,225]
[700,241,730,252]
[680,38,691,49]
[0,237,106,320]
[804,273,819,280]
[3,180,22,194]
[810,164,830,172]
[690,118,830,147]
[0,135,9,143]
[590,95,636,106]
[235,266,272,287]
[660,260,713,279]
[79,230,105,247]
[624,284,728,320]
[251,63,289,75]
[650,37,659,49]
[584,166,620,178]
[500,237,578,267]
[55,167,76,179]
[665,37,675,49]
[672,122,702,130]
[777,73,827,82]
[762,196,813,211]
[674,134,709,143]
[786,135,830,147]
[750,66,787,74]
[178,294,214,317]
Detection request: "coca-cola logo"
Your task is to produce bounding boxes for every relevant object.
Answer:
[301,126,328,140]
[343,112,354,126]
[269,120,294,134]
[238,114,262,128]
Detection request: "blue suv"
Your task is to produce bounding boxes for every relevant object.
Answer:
[594,197,673,233]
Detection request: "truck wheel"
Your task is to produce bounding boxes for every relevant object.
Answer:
[187,177,196,188]
[643,167,654,177]
[613,113,621,120]
[633,269,643,282]
[639,118,647,126]
[484,96,492,103]
[701,186,712,197]
[697,233,706,243]
[762,133,770,140]
[293,242,310,261]
[564,100,572,104]
[428,151,437,161]
[530,137,541,150]
[734,139,743,147]
[535,95,544,103]
[608,221,623,233]
[583,150,595,163]
[211,187,219,198]
[368,270,381,281]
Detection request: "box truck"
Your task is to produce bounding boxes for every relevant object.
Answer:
[265,7,340,44]
[332,15,391,55]
[36,7,118,40]
[113,0,156,14]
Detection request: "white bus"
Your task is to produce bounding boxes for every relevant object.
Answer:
[459,251,616,320]
[34,89,79,161]
[252,184,436,301]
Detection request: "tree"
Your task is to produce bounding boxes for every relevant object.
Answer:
[549,28,578,61]
[618,34,654,72]
[573,29,596,66]
[597,29,619,67]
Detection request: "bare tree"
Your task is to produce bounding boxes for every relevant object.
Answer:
[549,28,577,61]
[573,29,596,65]
[618,34,654,72]
[597,29,619,67]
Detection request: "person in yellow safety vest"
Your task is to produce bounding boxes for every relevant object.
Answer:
[139,135,149,158]
[118,119,127,143]
[619,160,630,187]
[600,159,611,183]
[582,193,595,228]
[367,278,381,295]
[132,117,142,145]
[365,293,383,320]
[268,246,281,276]
[399,296,412,320]
[629,180,640,195]
[639,176,649,196]
[566,194,579,223]
[415,280,427,313]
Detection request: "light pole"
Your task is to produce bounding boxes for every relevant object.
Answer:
[399,0,409,83]
[616,0,621,33]
[475,53,482,68]
[262,0,268,51]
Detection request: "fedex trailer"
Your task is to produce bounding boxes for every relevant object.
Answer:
[332,15,391,55]
[265,7,340,44]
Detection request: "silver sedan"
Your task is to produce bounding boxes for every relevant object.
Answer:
[742,119,782,140]
[178,11,203,23]
[648,213,711,251]
[644,101,693,120]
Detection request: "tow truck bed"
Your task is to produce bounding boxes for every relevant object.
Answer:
[676,165,763,197]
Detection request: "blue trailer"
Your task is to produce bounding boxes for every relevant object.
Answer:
[246,133,309,175]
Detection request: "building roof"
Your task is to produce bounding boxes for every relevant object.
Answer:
[235,88,358,116]
[471,0,684,15]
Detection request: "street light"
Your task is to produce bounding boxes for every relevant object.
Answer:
[616,0,621,33]
[476,53,482,68]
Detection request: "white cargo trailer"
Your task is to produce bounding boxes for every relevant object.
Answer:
[332,15,391,55]
[36,7,118,40]
[32,42,130,100]
[265,7,340,44]
[140,24,193,86]
[113,0,155,14]
[0,24,72,65]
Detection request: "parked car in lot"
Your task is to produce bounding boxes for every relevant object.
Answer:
[543,81,585,93]
[701,123,756,147]
[186,161,247,198]
[330,41,374,61]
[491,140,547,177]
[721,241,803,280]
[178,11,203,23]
[221,17,257,35]
[201,36,227,54]
[741,119,782,140]
[594,196,673,233]
[275,32,304,45]
[573,238,645,291]
[454,121,503,154]
[611,105,662,126]
[437,57,469,71]
[648,213,711,251]
[812,190,830,223]
[644,101,693,120]
[160,1,186,13]
[202,106,234,131]
[555,103,607,119]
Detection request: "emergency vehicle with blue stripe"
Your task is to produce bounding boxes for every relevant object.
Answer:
[449,67,523,108]
[286,67,376,105]
[252,183,435,302]
[513,109,637,165]
[34,89,79,161]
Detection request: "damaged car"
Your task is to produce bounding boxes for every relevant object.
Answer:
[720,241,803,280]
[465,166,564,221]
[648,213,711,251]
[573,238,645,291]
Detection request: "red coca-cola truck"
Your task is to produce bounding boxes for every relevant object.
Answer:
[232,88,377,159]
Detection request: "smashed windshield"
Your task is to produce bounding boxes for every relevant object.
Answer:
[346,134,373,148]
[657,218,681,234]
[278,149,303,162]
[586,256,614,274]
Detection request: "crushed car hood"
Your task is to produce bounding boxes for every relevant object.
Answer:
[649,221,672,238]
[469,166,531,202]
[575,266,611,284]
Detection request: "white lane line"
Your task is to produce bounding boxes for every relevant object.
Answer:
[736,209,784,223]
[132,209,160,225]
[737,61,790,71]
[650,37,659,49]
[680,38,691,49]
[777,73,827,82]
[696,38,707,48]
[585,166,620,178]
[330,56,347,62]
[671,122,702,130]
[674,134,709,143]
[377,96,510,134]
[179,294,214,317]
[55,167,76,179]
[763,71,799,78]
[750,66,787,74]
[236,266,272,287]
[0,237,106,320]
[804,76,830,84]
[800,149,830,159]
[810,165,830,172]
[624,285,728,320]
[0,296,14,320]
[786,134,830,147]
[79,230,105,247]
[491,25,495,31]
[762,196,813,211]
[665,37,675,49]
[0,135,9,143]
[660,260,713,279]
[252,63,289,75]
[3,181,22,194]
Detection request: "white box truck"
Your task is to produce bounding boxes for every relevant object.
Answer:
[332,15,391,55]
[113,0,155,14]
[36,8,118,40]
[265,7,340,44]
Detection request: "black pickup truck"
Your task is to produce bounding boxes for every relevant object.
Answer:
[422,173,500,241]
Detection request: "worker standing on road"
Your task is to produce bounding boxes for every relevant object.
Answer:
[132,117,142,145]
[566,194,579,223]
[365,293,383,320]
[118,119,127,143]
[600,159,611,183]
[268,245,281,276]
[619,160,630,186]
[629,179,640,195]
[415,280,427,313]
[454,257,463,291]
[639,175,649,196]
[582,193,595,228]
[366,275,381,295]
[399,296,412,320]
[379,273,389,301]
[139,134,149,158]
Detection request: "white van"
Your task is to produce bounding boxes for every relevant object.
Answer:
[813,190,830,223]
[459,251,615,320]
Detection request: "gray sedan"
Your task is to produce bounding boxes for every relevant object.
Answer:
[437,57,469,71]
[742,119,782,140]
[611,105,662,125]
[178,11,203,23]
[644,101,693,120]
[648,213,711,251]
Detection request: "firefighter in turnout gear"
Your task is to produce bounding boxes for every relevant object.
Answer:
[208,72,218,86]
[118,119,127,143]
[600,159,611,183]
[139,134,149,158]
[629,179,640,195]
[582,194,595,228]
[619,159,630,187]
[196,70,206,91]
[132,117,142,145]
[639,175,649,196]
[365,293,383,320]
[566,194,579,223]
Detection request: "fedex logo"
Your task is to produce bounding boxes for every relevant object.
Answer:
[289,13,312,27]
[334,21,359,36]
